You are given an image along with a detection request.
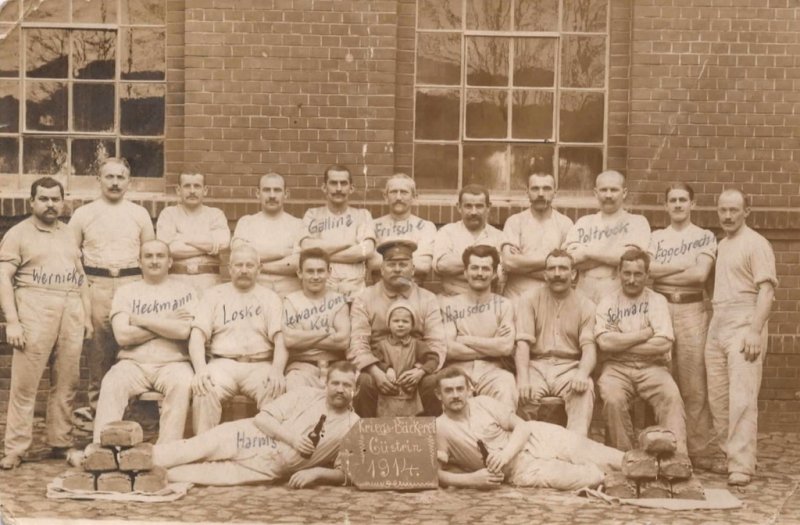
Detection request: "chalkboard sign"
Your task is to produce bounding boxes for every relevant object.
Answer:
[339,417,438,491]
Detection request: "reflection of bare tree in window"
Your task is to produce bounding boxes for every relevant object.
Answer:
[417,33,460,85]
[467,36,509,86]
[26,80,66,130]
[26,28,67,77]
[418,0,461,30]
[467,0,510,31]
[23,137,67,175]
[515,0,557,31]
[73,30,115,78]
[561,35,604,88]
[564,0,607,32]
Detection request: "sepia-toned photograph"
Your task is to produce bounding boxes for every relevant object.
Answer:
[0,0,798,523]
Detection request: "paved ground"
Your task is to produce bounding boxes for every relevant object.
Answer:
[0,420,798,525]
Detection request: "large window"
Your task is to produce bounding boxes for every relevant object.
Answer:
[0,0,166,191]
[413,0,608,194]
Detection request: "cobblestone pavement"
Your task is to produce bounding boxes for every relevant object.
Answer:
[0,421,798,525]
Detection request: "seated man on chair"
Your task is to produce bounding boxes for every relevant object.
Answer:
[189,245,287,433]
[94,240,197,444]
[152,361,360,488]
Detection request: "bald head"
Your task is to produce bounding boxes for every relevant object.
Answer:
[595,170,626,188]
[718,188,749,208]
[594,170,627,214]
[140,239,170,258]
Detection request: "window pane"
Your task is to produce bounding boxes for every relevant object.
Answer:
[23,136,67,175]
[0,137,19,173]
[0,80,19,132]
[559,147,602,191]
[514,38,555,88]
[74,83,115,132]
[414,143,459,190]
[26,28,68,78]
[416,33,460,86]
[0,0,19,22]
[463,142,508,190]
[418,0,461,30]
[72,138,116,175]
[515,0,557,31]
[26,81,67,131]
[0,25,19,77]
[73,0,117,24]
[22,0,68,22]
[121,83,165,135]
[466,88,507,139]
[73,30,116,79]
[510,144,554,190]
[561,35,605,88]
[512,90,553,140]
[120,139,163,178]
[466,0,510,31]
[564,0,607,32]
[415,88,459,141]
[121,0,165,25]
[120,27,165,80]
[559,91,603,142]
[467,37,509,87]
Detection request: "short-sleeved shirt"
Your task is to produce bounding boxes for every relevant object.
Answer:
[298,206,375,281]
[440,292,515,363]
[515,287,595,360]
[0,218,85,292]
[503,209,573,297]
[373,213,437,264]
[244,387,361,477]
[433,222,509,296]
[110,277,198,364]
[713,225,778,307]
[156,204,230,267]
[283,290,349,363]
[437,396,514,473]
[68,198,154,268]
[648,223,716,293]
[234,211,304,286]
[564,211,651,279]
[595,288,674,364]
[193,282,283,360]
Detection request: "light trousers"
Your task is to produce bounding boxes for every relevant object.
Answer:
[521,357,594,436]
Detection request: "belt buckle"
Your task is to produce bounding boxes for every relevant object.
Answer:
[109,268,120,278]
[187,263,199,275]
[668,292,680,302]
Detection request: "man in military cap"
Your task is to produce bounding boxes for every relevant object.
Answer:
[349,239,447,417]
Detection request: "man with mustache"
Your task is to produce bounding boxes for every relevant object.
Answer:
[156,172,230,295]
[68,157,155,418]
[433,185,508,296]
[0,178,92,469]
[502,173,573,301]
[595,248,688,454]
[282,248,350,390]
[435,367,623,490]
[349,240,447,417]
[143,362,360,487]
[564,170,650,304]
[298,165,375,299]
[92,240,197,443]
[189,245,287,433]
[368,174,437,283]
[647,183,718,471]
[428,245,517,415]
[232,173,305,299]
[514,249,596,436]
[705,189,777,486]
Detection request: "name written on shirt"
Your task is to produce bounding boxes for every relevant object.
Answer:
[652,233,714,264]
[375,218,427,239]
[575,221,630,244]
[308,214,354,235]
[131,291,195,315]
[285,294,347,331]
[237,430,278,450]
[31,266,84,287]
[222,302,263,325]
[605,300,649,327]
[442,295,505,323]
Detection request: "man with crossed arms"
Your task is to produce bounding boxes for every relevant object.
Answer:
[157,172,230,294]
[190,245,287,433]
[282,248,350,390]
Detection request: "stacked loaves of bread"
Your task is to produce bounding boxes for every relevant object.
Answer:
[61,421,168,493]
[604,426,705,500]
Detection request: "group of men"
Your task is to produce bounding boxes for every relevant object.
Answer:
[0,158,775,490]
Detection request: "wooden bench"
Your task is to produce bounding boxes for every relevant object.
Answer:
[134,391,258,436]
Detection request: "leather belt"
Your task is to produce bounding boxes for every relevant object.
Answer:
[84,266,141,278]
[655,290,704,304]
[171,263,220,275]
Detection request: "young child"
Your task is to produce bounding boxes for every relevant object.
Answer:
[373,301,439,417]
